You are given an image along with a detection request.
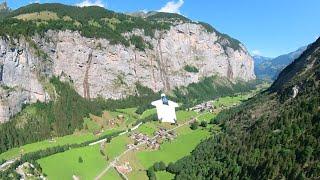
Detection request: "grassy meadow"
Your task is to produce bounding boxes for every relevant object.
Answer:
[37,145,106,180]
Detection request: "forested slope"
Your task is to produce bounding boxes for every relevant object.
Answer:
[167,38,320,179]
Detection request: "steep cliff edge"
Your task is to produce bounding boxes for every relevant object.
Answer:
[0,3,255,122]
[0,37,50,122]
[42,24,255,99]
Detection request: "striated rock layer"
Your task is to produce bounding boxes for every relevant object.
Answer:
[0,23,255,122]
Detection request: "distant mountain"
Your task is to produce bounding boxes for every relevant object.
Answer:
[0,2,8,11]
[252,55,272,64]
[0,2,10,19]
[254,46,307,81]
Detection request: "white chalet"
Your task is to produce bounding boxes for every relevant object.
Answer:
[151,94,178,124]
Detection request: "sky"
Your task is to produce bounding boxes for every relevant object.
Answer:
[6,0,320,57]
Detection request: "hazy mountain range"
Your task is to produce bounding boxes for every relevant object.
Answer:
[254,46,307,81]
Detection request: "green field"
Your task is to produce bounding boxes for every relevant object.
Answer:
[140,108,157,119]
[0,108,138,161]
[102,168,122,180]
[38,145,106,180]
[114,108,140,125]
[211,85,270,109]
[1,90,265,179]
[83,117,101,133]
[137,122,158,136]
[36,134,129,180]
[104,135,130,159]
[136,127,211,168]
[0,129,118,160]
[213,94,250,108]
[156,171,175,180]
[116,108,138,117]
[197,112,216,122]
[176,111,197,123]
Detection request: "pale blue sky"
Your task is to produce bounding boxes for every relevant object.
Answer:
[6,0,320,57]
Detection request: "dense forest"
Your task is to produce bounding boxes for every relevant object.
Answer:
[0,3,241,51]
[161,38,320,179]
[0,3,171,46]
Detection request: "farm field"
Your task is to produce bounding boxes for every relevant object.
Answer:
[156,171,175,180]
[197,112,216,122]
[37,145,106,180]
[100,91,260,179]
[108,125,212,180]
[104,135,131,160]
[0,107,138,161]
[0,129,118,161]
[140,108,157,119]
[137,122,158,136]
[35,132,131,179]
[39,91,250,179]
[0,85,267,180]
[101,168,122,180]
[136,127,211,168]
[176,110,197,123]
[213,94,250,108]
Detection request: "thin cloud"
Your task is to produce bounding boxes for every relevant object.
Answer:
[141,9,149,14]
[76,0,105,8]
[252,50,262,56]
[158,0,184,14]
[29,0,40,4]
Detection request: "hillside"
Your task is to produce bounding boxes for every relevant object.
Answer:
[0,3,259,158]
[254,46,307,80]
[166,38,320,179]
[0,3,255,123]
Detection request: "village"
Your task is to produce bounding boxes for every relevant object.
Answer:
[0,91,257,180]
[97,93,252,179]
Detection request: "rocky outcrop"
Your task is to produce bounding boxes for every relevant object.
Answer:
[0,22,255,122]
[39,23,255,98]
[0,38,49,122]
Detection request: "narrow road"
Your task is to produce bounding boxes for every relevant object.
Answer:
[89,123,143,146]
[94,117,198,180]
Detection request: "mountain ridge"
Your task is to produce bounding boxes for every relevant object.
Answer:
[0,3,255,123]
[167,37,320,179]
[254,46,307,80]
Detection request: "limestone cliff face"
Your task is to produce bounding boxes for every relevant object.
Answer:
[0,38,49,122]
[0,22,255,122]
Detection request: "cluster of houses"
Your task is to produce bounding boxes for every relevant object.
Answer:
[130,133,149,145]
[190,101,214,112]
[126,128,177,151]
[154,128,176,141]
[147,128,177,149]
[146,138,161,150]
[16,162,45,180]
[126,132,148,150]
